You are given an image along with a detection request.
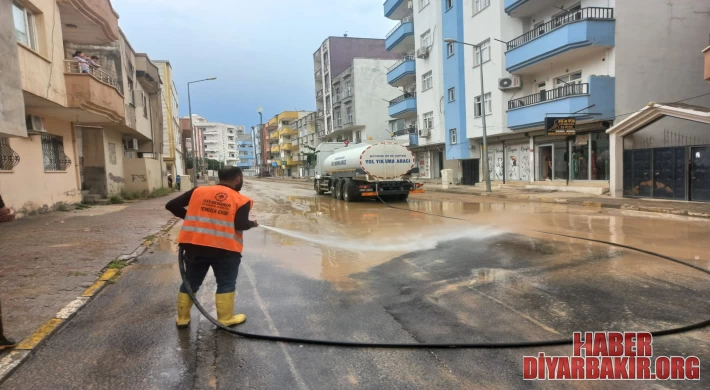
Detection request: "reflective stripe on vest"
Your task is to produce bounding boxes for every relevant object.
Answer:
[185,215,234,228]
[180,226,244,243]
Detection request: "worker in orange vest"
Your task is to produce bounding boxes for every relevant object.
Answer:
[165,166,258,328]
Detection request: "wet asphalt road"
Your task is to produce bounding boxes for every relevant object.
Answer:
[3,180,709,389]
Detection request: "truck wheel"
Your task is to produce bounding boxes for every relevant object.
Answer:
[315,180,325,195]
[342,179,357,202]
[330,180,338,198]
[335,180,345,200]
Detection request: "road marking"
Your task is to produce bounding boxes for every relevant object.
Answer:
[0,351,30,382]
[99,269,119,281]
[81,281,106,297]
[243,263,310,390]
[15,319,63,350]
[55,297,90,320]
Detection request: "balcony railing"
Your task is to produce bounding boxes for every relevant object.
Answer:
[393,126,416,137]
[316,89,323,99]
[389,91,416,107]
[317,110,324,119]
[387,55,416,71]
[315,69,322,79]
[506,7,614,50]
[65,60,122,94]
[508,83,588,109]
[386,16,413,39]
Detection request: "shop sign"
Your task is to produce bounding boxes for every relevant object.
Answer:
[546,117,576,136]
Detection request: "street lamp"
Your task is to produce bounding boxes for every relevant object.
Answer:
[258,107,263,176]
[188,77,217,188]
[443,38,491,192]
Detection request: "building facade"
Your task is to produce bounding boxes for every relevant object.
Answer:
[264,111,311,177]
[313,37,400,145]
[295,112,317,177]
[1,0,165,214]
[155,60,184,178]
[251,124,264,175]
[384,0,710,193]
[180,117,204,179]
[192,115,247,167]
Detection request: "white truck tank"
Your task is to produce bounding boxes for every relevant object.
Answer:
[322,142,415,180]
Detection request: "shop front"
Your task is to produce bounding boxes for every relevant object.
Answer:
[533,124,611,183]
[486,139,532,182]
[409,144,444,180]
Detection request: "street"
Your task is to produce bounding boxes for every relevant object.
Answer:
[2,179,709,389]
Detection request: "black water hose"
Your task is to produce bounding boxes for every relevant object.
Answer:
[176,197,710,349]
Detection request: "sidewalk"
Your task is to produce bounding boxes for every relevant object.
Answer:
[255,177,710,219]
[0,192,181,351]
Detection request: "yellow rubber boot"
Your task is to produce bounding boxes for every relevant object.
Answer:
[176,292,193,328]
[215,292,246,326]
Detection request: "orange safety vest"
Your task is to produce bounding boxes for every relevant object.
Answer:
[178,186,253,253]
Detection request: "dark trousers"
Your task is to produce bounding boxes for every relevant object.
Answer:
[180,252,241,294]
[176,182,181,191]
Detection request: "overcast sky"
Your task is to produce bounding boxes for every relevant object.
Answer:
[113,0,395,130]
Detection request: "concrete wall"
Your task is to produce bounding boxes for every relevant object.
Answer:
[615,0,710,114]
[0,0,27,137]
[0,117,81,214]
[123,157,163,193]
[353,58,401,142]
[328,37,399,77]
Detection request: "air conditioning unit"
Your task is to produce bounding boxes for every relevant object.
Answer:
[25,115,46,134]
[125,138,139,150]
[498,76,522,90]
[419,127,430,138]
[407,0,413,9]
[416,46,430,59]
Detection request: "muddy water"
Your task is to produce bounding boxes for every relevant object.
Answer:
[242,181,710,295]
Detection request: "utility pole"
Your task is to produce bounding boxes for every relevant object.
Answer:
[443,38,492,192]
[187,77,216,188]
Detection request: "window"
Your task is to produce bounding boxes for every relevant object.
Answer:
[555,71,583,87]
[474,93,491,117]
[420,30,432,49]
[422,112,434,129]
[422,71,433,91]
[419,0,430,10]
[355,131,362,143]
[473,39,490,66]
[474,0,490,14]
[448,88,455,102]
[335,110,341,126]
[0,137,19,171]
[142,93,148,117]
[12,2,37,50]
[42,134,71,171]
[447,42,455,57]
[446,0,453,10]
[450,129,457,145]
[334,87,340,101]
[346,107,353,123]
[344,81,352,96]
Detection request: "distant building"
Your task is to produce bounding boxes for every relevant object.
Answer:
[154,60,184,177]
[192,115,247,167]
[313,37,400,144]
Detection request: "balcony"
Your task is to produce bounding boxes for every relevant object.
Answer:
[504,0,565,17]
[317,110,324,119]
[268,131,280,141]
[315,69,322,80]
[385,17,414,54]
[387,55,416,87]
[316,89,323,99]
[507,76,615,130]
[57,0,119,44]
[281,143,295,151]
[384,0,411,20]
[270,145,281,153]
[388,92,417,118]
[342,88,353,102]
[292,138,299,146]
[63,60,124,123]
[332,95,342,108]
[505,8,615,74]
[280,127,298,136]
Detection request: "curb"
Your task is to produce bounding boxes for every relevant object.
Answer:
[0,217,179,385]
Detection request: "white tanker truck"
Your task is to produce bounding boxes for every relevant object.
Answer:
[313,141,423,202]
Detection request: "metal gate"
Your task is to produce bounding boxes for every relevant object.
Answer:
[623,147,686,200]
[690,146,710,202]
[461,159,479,186]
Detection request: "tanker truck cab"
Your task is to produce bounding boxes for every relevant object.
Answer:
[313,141,423,202]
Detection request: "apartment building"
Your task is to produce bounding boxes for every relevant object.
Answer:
[155,61,184,178]
[264,111,310,177]
[236,134,255,171]
[191,115,247,167]
[1,0,166,213]
[251,124,264,175]
[313,37,400,144]
[386,0,709,194]
[179,117,204,179]
[294,112,317,177]
[384,0,453,181]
